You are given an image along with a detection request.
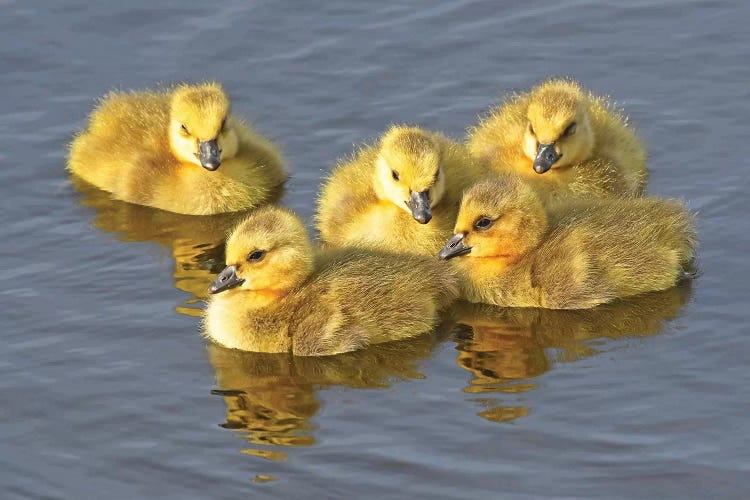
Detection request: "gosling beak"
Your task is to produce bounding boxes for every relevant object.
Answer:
[409,190,432,224]
[533,143,560,174]
[208,265,244,294]
[438,233,472,260]
[198,139,222,171]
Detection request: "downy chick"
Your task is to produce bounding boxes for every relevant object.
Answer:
[438,176,695,309]
[467,79,647,201]
[68,82,285,215]
[204,206,458,355]
[316,125,486,255]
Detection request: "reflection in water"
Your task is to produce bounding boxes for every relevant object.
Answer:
[449,284,693,423]
[71,178,694,444]
[206,334,439,461]
[71,177,281,315]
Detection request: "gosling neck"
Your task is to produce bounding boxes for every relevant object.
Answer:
[242,288,292,310]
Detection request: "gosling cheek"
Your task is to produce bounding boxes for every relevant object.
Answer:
[523,134,539,160]
[217,132,239,159]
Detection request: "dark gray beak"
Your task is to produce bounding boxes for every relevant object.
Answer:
[209,265,244,294]
[438,233,472,260]
[533,143,560,174]
[409,190,432,224]
[198,139,222,171]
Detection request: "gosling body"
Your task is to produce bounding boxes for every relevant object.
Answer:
[205,207,458,355]
[68,83,285,215]
[317,126,486,255]
[467,79,647,200]
[439,176,695,309]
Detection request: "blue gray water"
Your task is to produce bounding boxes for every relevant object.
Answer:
[1,1,749,498]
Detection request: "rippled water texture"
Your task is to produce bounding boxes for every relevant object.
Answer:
[2,1,749,498]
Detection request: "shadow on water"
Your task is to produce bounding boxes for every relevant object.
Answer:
[70,176,283,315]
[206,332,442,462]
[447,283,693,423]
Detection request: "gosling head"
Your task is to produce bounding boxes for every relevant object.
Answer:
[209,207,314,298]
[523,80,594,174]
[373,126,447,225]
[169,82,239,171]
[438,176,547,261]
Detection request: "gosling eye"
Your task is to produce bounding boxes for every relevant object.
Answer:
[392,170,400,182]
[180,124,190,135]
[247,250,266,262]
[474,216,493,230]
[528,121,535,136]
[563,122,577,137]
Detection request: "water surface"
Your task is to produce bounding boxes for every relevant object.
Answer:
[1,1,749,498]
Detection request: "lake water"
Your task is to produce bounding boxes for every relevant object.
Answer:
[2,1,749,498]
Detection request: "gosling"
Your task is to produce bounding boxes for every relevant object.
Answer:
[467,79,647,201]
[316,125,486,256]
[438,176,695,309]
[68,82,285,215]
[204,206,458,355]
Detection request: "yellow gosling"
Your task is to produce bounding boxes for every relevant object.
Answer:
[68,82,285,215]
[467,79,647,200]
[316,125,486,255]
[438,176,696,309]
[204,206,458,355]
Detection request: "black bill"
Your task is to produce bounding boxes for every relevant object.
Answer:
[198,139,222,171]
[438,233,472,260]
[409,190,432,224]
[209,265,244,294]
[533,143,559,174]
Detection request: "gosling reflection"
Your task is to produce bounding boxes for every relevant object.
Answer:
[450,284,692,423]
[206,335,438,460]
[71,177,281,315]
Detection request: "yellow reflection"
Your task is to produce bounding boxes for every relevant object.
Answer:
[449,284,692,423]
[477,404,529,422]
[71,177,281,314]
[206,334,438,458]
[251,474,279,483]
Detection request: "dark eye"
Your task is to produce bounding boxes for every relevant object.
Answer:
[563,122,577,136]
[474,217,493,230]
[180,124,190,135]
[392,170,400,181]
[247,250,266,262]
[528,121,535,135]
